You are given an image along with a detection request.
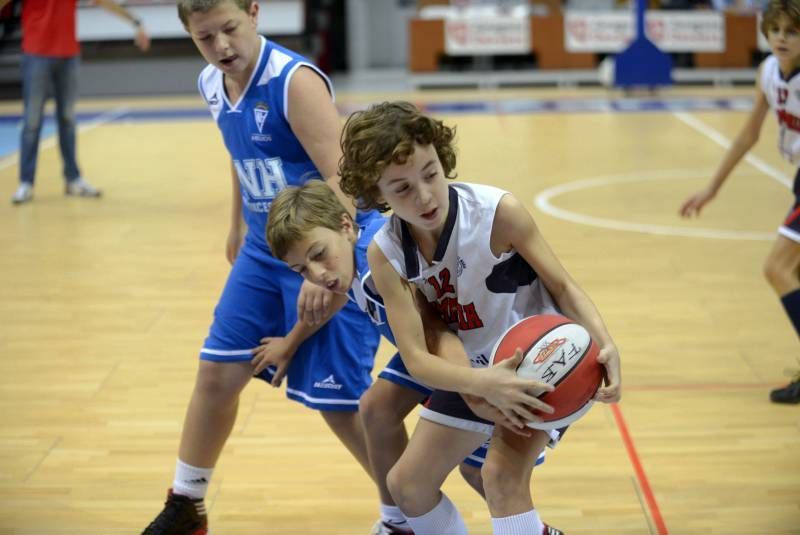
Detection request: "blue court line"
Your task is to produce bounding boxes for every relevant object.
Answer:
[0,96,754,159]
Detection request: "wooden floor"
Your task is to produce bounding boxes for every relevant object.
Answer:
[0,86,798,534]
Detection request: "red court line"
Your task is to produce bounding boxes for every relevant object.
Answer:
[610,403,668,535]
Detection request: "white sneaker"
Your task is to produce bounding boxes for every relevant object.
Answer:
[371,519,414,535]
[65,177,102,198]
[11,182,33,204]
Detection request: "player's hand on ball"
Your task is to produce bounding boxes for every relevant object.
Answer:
[479,348,554,428]
[593,344,621,403]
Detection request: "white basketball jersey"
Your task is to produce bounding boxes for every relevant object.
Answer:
[373,182,558,368]
[761,55,800,164]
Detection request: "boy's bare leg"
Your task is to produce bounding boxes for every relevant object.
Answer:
[321,410,374,479]
[178,360,254,466]
[482,428,550,517]
[387,419,486,517]
[359,379,424,504]
[457,462,485,498]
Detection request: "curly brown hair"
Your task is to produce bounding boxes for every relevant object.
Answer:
[338,101,457,213]
[761,0,800,37]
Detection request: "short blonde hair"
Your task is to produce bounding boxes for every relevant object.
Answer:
[177,0,253,28]
[267,180,350,260]
[761,0,800,37]
[339,101,457,213]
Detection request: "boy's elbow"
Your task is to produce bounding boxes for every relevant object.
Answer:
[401,350,426,378]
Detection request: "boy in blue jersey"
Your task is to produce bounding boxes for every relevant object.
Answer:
[143,1,382,533]
[266,180,557,535]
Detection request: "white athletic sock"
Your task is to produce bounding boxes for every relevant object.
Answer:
[491,509,544,535]
[172,459,213,500]
[405,494,467,535]
[380,503,408,526]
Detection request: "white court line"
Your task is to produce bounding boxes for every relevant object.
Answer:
[0,106,130,172]
[534,169,776,241]
[673,111,792,189]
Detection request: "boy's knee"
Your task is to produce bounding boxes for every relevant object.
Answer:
[359,388,382,428]
[481,457,526,505]
[359,385,405,433]
[194,362,243,402]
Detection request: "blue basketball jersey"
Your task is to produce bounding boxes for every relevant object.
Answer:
[196,38,382,411]
[350,216,394,344]
[198,36,332,251]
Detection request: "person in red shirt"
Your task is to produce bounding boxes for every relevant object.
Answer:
[4,0,150,204]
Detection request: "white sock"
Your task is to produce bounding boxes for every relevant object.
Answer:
[405,494,467,535]
[172,459,213,500]
[380,503,408,526]
[491,509,544,535]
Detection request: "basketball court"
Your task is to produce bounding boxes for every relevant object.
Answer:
[0,85,798,533]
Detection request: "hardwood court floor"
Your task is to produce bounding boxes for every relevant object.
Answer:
[0,87,798,534]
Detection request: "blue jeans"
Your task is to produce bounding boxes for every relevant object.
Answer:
[19,54,81,185]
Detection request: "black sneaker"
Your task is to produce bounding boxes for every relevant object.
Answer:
[770,373,800,404]
[371,519,414,534]
[543,524,565,535]
[142,489,208,535]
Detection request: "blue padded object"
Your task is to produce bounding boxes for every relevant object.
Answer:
[614,0,672,88]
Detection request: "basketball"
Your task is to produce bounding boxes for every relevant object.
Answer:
[489,314,603,431]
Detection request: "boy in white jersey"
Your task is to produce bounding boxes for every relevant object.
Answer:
[144,1,385,533]
[265,180,558,534]
[680,0,800,404]
[338,101,622,535]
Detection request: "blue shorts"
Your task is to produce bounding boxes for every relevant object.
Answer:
[200,243,380,411]
[378,353,432,396]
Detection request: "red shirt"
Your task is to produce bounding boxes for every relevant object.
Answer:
[21,0,79,57]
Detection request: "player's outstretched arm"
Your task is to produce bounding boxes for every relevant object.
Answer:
[93,0,150,51]
[495,193,622,403]
[679,64,770,218]
[368,241,554,425]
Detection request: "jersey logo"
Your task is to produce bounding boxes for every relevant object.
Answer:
[233,157,288,201]
[314,374,343,390]
[456,257,466,278]
[254,102,269,133]
[778,87,789,106]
